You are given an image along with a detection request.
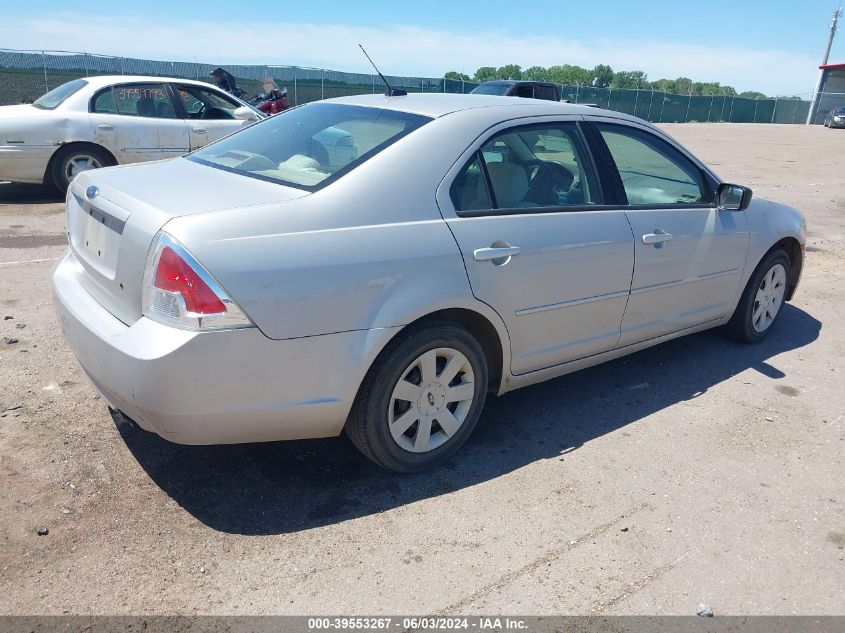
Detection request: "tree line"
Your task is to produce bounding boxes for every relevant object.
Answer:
[445,64,794,99]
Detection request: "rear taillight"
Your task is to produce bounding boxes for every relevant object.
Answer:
[142,232,252,331]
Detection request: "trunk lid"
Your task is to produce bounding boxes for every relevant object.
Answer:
[67,157,309,325]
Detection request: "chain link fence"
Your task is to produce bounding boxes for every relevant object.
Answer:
[1,48,813,124]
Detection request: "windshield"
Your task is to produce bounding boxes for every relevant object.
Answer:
[189,103,431,190]
[33,79,88,110]
[471,84,512,96]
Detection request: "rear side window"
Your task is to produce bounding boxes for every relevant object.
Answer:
[536,85,557,101]
[189,103,430,190]
[597,123,712,205]
[33,79,87,110]
[451,123,598,215]
[515,84,533,98]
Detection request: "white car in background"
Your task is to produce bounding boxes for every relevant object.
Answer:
[0,75,262,191]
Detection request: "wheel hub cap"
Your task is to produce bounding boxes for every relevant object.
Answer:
[752,263,787,333]
[388,347,476,453]
[418,382,447,416]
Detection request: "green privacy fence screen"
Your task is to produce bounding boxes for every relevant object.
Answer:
[0,49,811,124]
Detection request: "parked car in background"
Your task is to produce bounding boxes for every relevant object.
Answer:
[471,80,559,101]
[0,76,262,191]
[53,94,806,472]
[823,106,845,128]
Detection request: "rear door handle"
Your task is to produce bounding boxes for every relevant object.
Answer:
[96,123,114,130]
[473,245,521,263]
[192,127,208,134]
[642,230,673,245]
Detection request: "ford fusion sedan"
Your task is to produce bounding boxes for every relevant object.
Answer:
[0,75,262,192]
[53,94,805,472]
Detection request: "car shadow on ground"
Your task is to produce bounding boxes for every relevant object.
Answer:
[0,182,63,204]
[114,304,821,535]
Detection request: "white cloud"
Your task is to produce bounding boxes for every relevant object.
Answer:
[2,14,820,96]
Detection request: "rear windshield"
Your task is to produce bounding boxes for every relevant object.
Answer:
[33,79,88,110]
[471,84,512,96]
[189,103,431,190]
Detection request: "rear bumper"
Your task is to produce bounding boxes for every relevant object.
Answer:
[0,144,54,183]
[52,250,397,444]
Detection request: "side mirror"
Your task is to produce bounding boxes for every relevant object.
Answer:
[234,106,259,122]
[717,183,752,211]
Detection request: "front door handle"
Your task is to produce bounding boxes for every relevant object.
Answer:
[473,244,521,265]
[96,123,114,131]
[192,127,208,134]
[642,230,673,245]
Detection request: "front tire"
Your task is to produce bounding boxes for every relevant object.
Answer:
[724,249,790,343]
[346,322,488,472]
[50,145,114,193]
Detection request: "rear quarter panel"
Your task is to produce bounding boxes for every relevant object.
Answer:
[162,112,513,343]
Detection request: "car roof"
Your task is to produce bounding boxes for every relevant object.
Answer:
[321,92,630,120]
[78,75,218,90]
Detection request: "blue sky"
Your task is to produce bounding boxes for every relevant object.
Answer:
[4,1,843,95]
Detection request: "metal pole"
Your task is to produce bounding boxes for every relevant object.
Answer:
[575,83,579,103]
[40,50,51,92]
[728,96,735,122]
[807,6,841,124]
[647,90,654,120]
[633,88,639,116]
[293,67,297,105]
[772,95,778,124]
[684,91,692,122]
[321,69,324,100]
[658,92,666,122]
[372,74,376,94]
[706,94,714,122]
[753,98,759,123]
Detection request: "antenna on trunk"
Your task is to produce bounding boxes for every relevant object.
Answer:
[359,44,407,97]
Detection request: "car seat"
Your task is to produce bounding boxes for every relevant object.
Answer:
[136,97,156,117]
[155,99,175,119]
[485,162,537,208]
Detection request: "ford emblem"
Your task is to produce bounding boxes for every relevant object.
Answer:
[86,186,99,200]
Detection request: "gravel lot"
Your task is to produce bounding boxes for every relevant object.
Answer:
[0,123,842,616]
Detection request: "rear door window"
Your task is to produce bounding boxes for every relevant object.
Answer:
[95,84,175,119]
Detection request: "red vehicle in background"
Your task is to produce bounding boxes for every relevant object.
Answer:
[251,78,290,115]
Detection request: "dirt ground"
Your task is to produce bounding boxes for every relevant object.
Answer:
[0,123,842,616]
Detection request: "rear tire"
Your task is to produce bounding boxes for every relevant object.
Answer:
[50,145,114,193]
[724,249,790,343]
[346,321,488,473]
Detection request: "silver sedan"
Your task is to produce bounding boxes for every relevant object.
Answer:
[52,94,806,472]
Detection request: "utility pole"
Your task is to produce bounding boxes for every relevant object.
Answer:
[807,6,842,124]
